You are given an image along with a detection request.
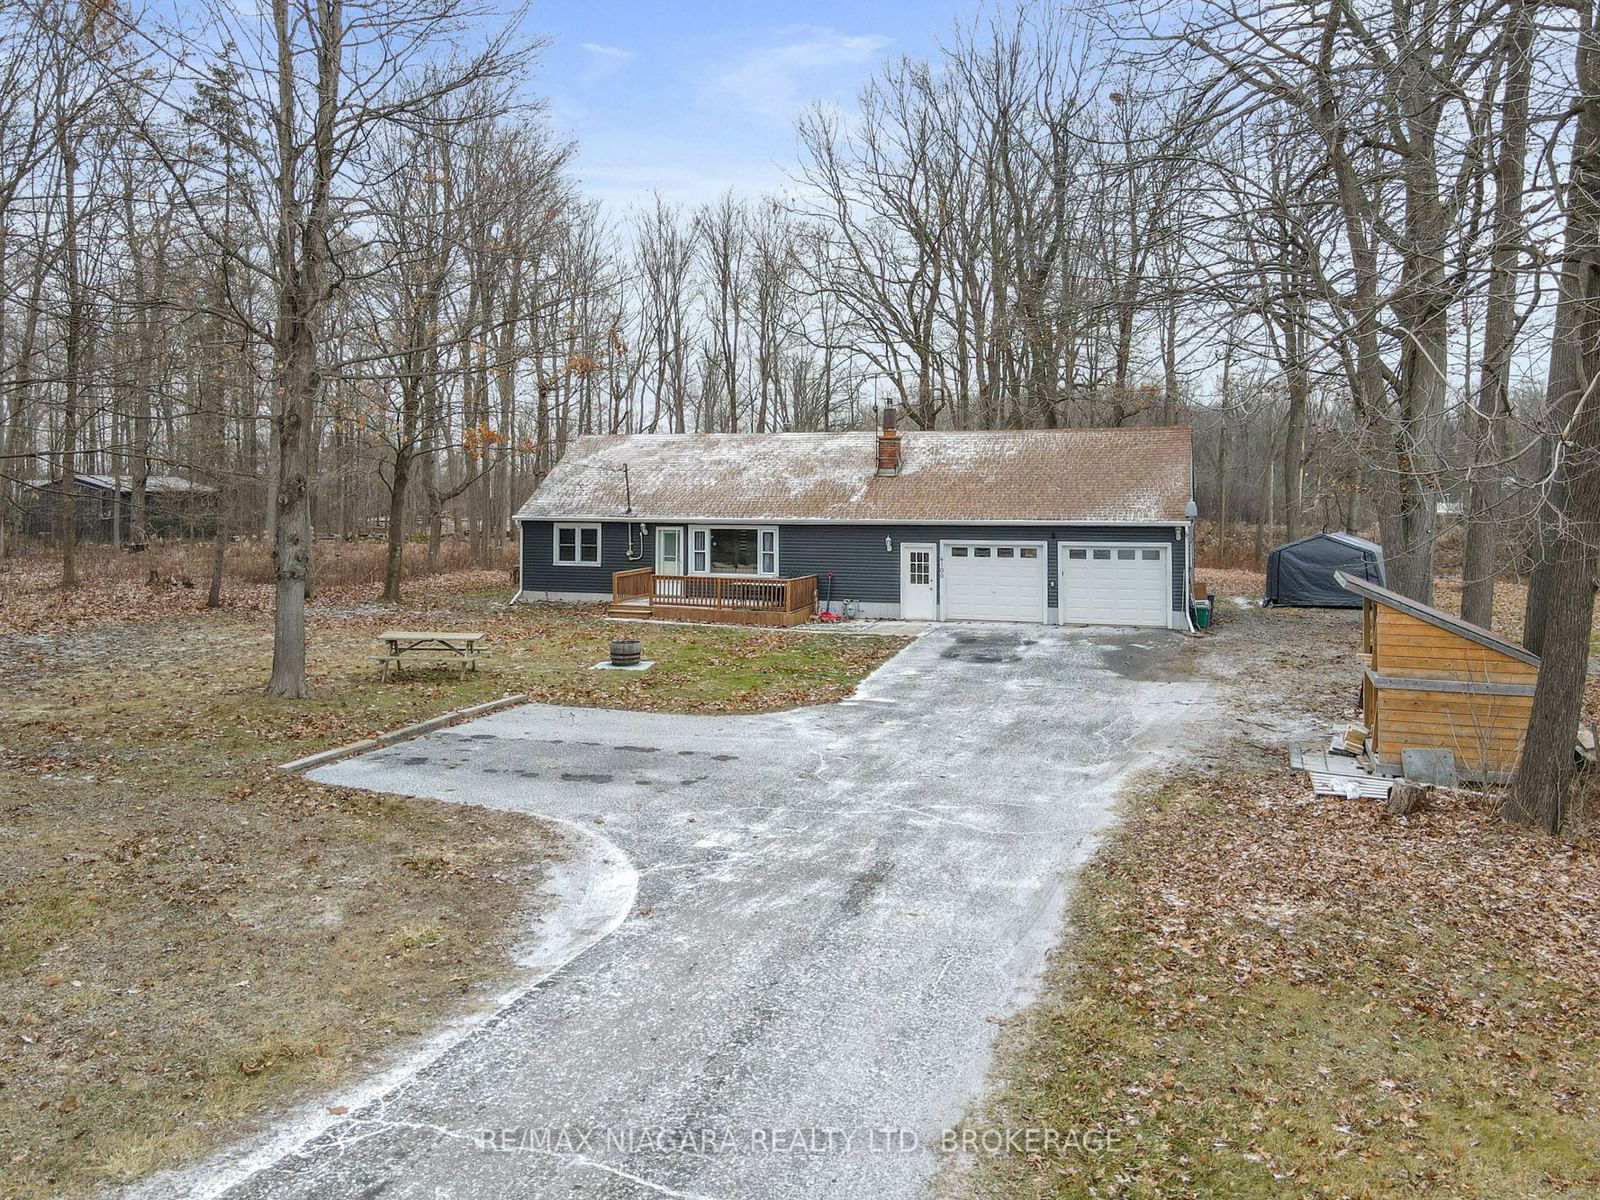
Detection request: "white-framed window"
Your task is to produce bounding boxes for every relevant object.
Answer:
[554,522,601,565]
[687,525,779,576]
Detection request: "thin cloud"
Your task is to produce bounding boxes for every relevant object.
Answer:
[710,26,891,119]
[581,42,635,64]
[580,41,636,83]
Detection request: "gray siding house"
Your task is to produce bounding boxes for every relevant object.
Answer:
[513,417,1196,630]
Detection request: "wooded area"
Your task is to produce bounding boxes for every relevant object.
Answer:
[0,0,1597,826]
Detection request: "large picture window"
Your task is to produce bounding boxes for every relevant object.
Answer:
[554,523,601,565]
[710,528,757,573]
[689,526,779,576]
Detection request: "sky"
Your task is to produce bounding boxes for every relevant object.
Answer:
[526,0,970,216]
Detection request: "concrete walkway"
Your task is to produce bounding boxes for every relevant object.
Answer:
[209,625,1206,1200]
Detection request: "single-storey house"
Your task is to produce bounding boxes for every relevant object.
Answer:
[22,473,217,543]
[512,414,1196,629]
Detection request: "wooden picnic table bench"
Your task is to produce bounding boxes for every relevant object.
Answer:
[375,630,486,681]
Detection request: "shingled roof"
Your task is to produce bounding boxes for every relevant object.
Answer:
[514,429,1193,524]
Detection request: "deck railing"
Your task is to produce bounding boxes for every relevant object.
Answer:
[650,572,818,614]
[611,566,654,605]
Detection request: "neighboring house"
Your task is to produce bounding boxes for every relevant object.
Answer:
[22,474,217,543]
[513,413,1196,629]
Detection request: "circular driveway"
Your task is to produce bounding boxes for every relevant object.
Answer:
[218,625,1205,1200]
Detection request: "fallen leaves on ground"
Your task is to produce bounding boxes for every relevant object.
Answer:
[953,772,1600,1199]
[0,540,506,636]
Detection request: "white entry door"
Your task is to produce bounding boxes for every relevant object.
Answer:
[939,542,1048,623]
[655,526,685,575]
[1059,544,1170,627]
[900,542,937,620]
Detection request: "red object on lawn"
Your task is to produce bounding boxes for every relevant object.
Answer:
[815,570,840,621]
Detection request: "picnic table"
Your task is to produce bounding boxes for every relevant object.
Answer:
[375,630,486,681]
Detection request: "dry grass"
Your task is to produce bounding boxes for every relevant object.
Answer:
[1194,520,1276,572]
[0,551,907,1197]
[947,773,1600,1199]
[1193,566,1266,602]
[0,537,509,635]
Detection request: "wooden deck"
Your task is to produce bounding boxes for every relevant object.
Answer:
[608,568,818,627]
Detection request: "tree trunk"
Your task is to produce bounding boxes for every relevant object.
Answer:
[1282,358,1307,543]
[207,501,228,608]
[267,338,315,696]
[264,0,338,698]
[1509,10,1600,830]
[381,374,421,604]
[59,131,81,589]
[1462,1,1534,629]
[1253,453,1273,563]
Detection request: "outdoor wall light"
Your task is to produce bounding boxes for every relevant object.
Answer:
[884,535,893,552]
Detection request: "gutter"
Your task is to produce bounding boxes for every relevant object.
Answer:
[517,515,1193,528]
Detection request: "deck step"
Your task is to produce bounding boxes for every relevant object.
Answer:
[607,604,652,618]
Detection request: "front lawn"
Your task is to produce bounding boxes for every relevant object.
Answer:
[944,773,1600,1198]
[0,567,906,1197]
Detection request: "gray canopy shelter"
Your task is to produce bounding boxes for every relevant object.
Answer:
[1265,532,1385,607]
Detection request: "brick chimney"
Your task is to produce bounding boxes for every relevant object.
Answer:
[876,405,901,476]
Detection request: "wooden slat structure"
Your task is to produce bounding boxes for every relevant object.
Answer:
[608,569,818,627]
[1337,570,1538,782]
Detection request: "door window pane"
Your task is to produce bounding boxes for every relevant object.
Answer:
[909,551,930,585]
[1068,548,1086,560]
[951,547,969,557]
[1020,547,1039,559]
[1117,548,1135,560]
[1093,549,1111,560]
[996,547,1015,558]
[974,547,992,558]
[1142,549,1160,561]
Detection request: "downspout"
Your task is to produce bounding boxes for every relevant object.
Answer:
[1183,500,1198,633]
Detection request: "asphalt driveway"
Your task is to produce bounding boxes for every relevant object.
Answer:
[214,625,1205,1200]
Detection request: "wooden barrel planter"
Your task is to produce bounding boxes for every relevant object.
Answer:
[609,638,642,667]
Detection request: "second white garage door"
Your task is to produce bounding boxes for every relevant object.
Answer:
[940,542,1047,622]
[1060,544,1171,627]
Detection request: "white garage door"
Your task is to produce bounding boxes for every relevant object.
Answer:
[1060,545,1171,628]
[940,542,1047,622]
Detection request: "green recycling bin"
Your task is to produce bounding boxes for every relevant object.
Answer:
[1193,600,1212,629]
